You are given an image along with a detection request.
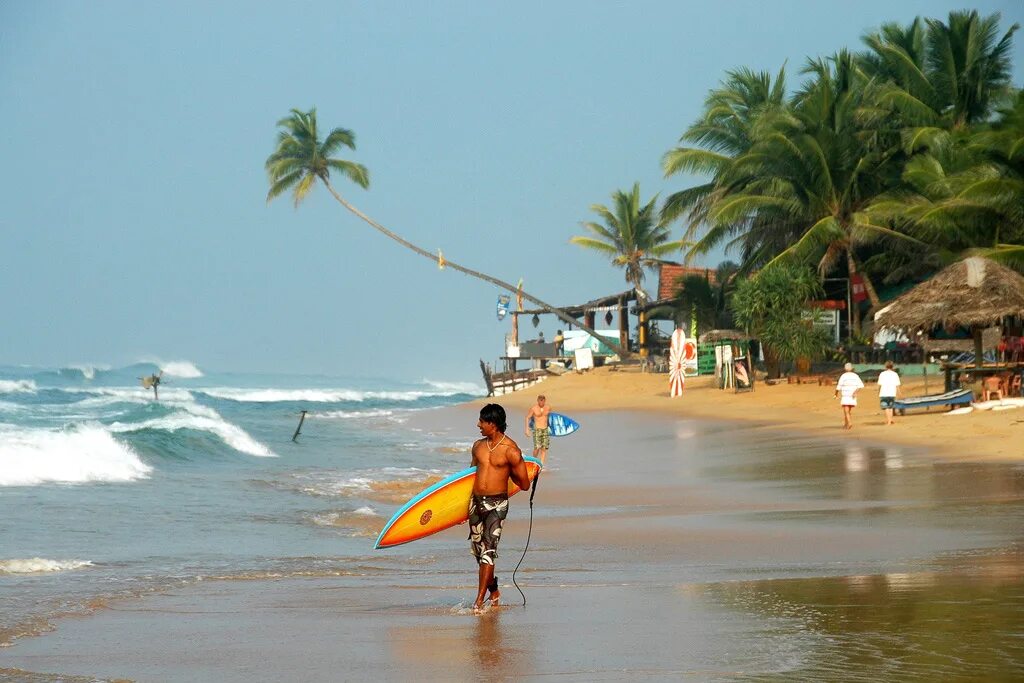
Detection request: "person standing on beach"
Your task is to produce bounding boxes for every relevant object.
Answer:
[834,363,865,430]
[525,394,551,464]
[470,403,530,613]
[877,361,902,426]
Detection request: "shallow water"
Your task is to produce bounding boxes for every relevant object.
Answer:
[2,389,1022,680]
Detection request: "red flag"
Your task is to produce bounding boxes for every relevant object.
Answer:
[851,274,867,303]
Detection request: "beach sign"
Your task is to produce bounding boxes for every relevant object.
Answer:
[496,294,511,321]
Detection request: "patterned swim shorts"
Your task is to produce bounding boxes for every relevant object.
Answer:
[880,396,896,409]
[468,494,509,566]
[533,427,551,451]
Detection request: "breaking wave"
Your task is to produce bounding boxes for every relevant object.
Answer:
[0,424,152,486]
[108,403,274,457]
[159,361,204,378]
[0,379,37,394]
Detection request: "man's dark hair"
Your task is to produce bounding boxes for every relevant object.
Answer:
[479,403,507,432]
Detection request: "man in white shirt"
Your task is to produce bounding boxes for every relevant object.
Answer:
[834,362,865,430]
[877,361,902,426]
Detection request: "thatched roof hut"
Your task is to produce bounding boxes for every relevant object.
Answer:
[698,329,752,343]
[875,257,1024,366]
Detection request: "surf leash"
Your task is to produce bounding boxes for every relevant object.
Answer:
[511,468,540,607]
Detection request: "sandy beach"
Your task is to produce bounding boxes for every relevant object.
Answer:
[488,366,1023,462]
[2,396,1022,681]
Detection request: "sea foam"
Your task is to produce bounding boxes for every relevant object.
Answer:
[0,379,37,394]
[0,558,93,574]
[0,424,152,486]
[160,361,204,378]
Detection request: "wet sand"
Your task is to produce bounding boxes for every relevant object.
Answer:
[488,366,1023,461]
[2,411,1022,681]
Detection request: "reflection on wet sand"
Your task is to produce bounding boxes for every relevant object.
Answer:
[386,607,534,682]
[702,551,1024,681]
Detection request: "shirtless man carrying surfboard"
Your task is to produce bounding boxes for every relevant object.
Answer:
[471,403,531,613]
[524,394,551,464]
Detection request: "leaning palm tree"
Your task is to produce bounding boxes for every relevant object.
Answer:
[570,183,686,303]
[266,108,628,356]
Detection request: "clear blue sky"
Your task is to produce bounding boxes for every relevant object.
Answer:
[2,1,1021,381]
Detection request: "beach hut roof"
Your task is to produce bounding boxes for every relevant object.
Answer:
[698,329,752,343]
[518,289,637,317]
[874,257,1024,331]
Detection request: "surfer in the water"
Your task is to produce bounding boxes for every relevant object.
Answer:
[470,403,531,613]
[525,394,551,464]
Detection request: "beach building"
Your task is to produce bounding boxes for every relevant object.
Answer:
[875,257,1024,396]
[479,289,639,395]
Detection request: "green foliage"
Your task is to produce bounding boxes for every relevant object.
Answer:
[670,274,717,330]
[265,108,369,206]
[731,265,830,363]
[571,183,686,301]
[661,8,1022,301]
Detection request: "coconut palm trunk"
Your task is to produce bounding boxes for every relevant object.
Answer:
[266,108,629,359]
[846,248,882,336]
[322,182,629,357]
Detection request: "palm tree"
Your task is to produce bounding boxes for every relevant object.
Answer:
[867,91,1024,271]
[860,11,1019,138]
[570,183,686,303]
[669,53,923,332]
[266,108,629,356]
[660,66,791,269]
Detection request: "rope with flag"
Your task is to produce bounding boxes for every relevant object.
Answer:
[669,328,686,397]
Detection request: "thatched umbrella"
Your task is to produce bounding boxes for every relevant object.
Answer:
[874,257,1024,368]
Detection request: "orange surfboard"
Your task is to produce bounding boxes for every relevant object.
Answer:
[374,456,542,549]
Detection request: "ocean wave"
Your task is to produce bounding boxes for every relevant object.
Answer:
[75,386,195,405]
[423,379,485,394]
[60,364,109,380]
[0,424,152,486]
[0,558,93,575]
[159,360,204,378]
[0,379,37,394]
[198,387,472,403]
[109,403,274,457]
[313,409,404,421]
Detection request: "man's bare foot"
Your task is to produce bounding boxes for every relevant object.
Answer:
[472,601,485,615]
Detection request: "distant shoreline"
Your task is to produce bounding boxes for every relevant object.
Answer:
[472,366,1022,463]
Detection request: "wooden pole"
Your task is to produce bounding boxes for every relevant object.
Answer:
[973,326,984,369]
[638,309,648,358]
[618,296,628,350]
[292,410,308,442]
